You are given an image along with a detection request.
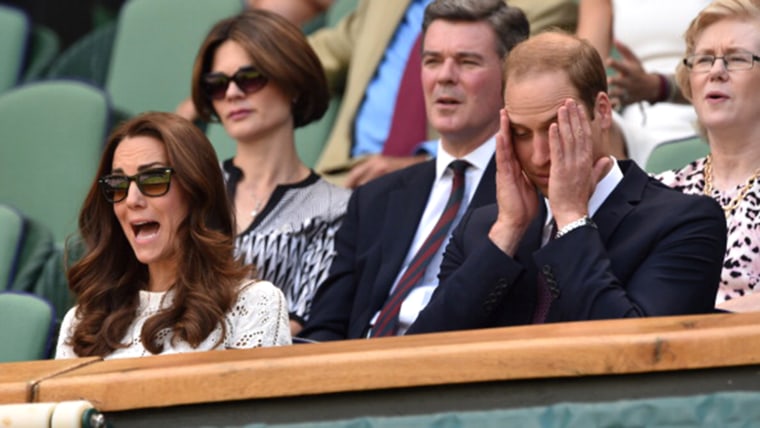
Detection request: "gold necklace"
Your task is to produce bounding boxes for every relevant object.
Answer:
[703,155,760,217]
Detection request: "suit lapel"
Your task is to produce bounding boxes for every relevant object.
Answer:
[591,160,647,244]
[541,161,647,324]
[517,199,545,273]
[469,156,496,210]
[372,162,436,305]
[509,199,546,324]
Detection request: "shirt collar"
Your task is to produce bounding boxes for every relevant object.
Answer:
[544,156,623,225]
[434,135,496,180]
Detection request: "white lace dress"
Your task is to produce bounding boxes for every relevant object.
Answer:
[56,280,292,359]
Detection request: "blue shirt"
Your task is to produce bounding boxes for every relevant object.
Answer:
[352,0,436,158]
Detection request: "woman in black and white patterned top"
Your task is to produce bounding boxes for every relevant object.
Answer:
[191,10,350,334]
[656,0,760,312]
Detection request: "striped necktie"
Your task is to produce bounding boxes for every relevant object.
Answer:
[371,160,469,337]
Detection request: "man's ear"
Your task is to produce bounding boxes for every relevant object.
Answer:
[594,91,613,130]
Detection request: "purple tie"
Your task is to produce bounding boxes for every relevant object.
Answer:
[371,160,469,337]
[532,220,557,324]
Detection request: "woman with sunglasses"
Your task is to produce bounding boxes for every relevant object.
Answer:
[190,10,350,336]
[56,112,291,359]
[657,0,760,312]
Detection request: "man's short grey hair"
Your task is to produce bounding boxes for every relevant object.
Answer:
[422,0,530,58]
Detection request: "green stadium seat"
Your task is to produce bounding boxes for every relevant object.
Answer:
[23,24,61,82]
[0,80,110,244]
[0,4,29,93]
[645,135,710,174]
[45,22,117,88]
[0,291,55,362]
[106,0,243,118]
[0,205,26,290]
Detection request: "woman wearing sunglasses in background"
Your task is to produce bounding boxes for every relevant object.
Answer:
[657,0,760,312]
[190,10,350,336]
[56,112,291,359]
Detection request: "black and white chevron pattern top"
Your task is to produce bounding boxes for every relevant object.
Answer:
[223,160,350,322]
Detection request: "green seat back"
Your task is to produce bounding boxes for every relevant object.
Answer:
[0,4,29,93]
[205,123,236,163]
[23,24,61,82]
[645,135,710,174]
[4,214,74,332]
[0,205,26,289]
[0,292,54,362]
[46,22,117,88]
[0,81,110,244]
[106,0,244,117]
[325,0,360,26]
[294,96,342,168]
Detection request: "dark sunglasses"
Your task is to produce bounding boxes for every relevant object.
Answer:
[98,167,175,203]
[202,66,269,100]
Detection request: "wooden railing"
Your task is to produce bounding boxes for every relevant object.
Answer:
[3,312,760,424]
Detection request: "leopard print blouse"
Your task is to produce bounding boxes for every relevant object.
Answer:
[657,157,760,304]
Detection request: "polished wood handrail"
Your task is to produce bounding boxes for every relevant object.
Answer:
[0,358,100,404]
[2,312,760,411]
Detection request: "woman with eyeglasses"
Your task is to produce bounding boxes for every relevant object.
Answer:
[56,112,291,359]
[657,0,760,312]
[190,10,350,336]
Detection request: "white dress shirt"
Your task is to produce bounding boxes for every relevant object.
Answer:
[542,157,624,244]
[370,136,496,335]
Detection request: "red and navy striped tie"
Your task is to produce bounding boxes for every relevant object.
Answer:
[371,160,469,337]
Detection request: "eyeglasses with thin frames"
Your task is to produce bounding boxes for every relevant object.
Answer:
[683,51,760,73]
[98,167,175,203]
[202,66,269,100]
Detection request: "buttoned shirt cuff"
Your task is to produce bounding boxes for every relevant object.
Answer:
[414,139,438,158]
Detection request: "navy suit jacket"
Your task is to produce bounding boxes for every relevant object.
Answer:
[300,157,497,341]
[407,160,727,334]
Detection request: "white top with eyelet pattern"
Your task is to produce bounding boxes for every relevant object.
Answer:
[55,280,291,359]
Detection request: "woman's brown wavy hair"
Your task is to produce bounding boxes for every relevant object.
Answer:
[190,9,329,127]
[66,111,249,357]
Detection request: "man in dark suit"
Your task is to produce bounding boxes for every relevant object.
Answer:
[407,31,727,334]
[299,0,530,341]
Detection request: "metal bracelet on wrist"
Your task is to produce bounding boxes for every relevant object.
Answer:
[555,215,596,239]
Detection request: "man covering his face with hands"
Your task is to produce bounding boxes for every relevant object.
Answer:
[408,32,727,334]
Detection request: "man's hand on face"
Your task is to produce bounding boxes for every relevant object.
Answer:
[547,99,611,229]
[488,108,539,256]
